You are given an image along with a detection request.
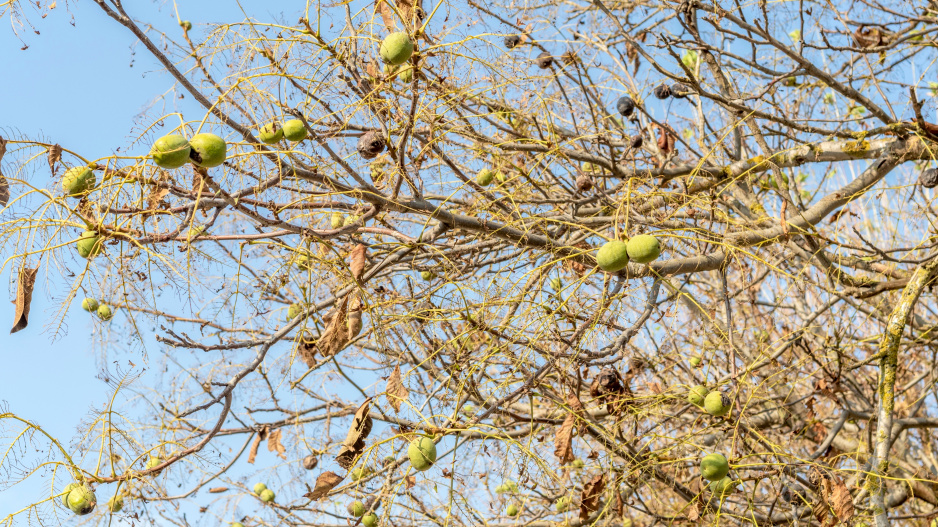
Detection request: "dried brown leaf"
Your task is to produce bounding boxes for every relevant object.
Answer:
[350,244,367,280]
[47,144,61,174]
[376,0,396,31]
[10,266,38,334]
[405,475,416,488]
[315,296,351,360]
[335,398,374,469]
[386,365,409,412]
[686,501,700,521]
[554,414,575,465]
[828,477,855,523]
[267,428,287,460]
[247,433,262,464]
[305,471,343,500]
[208,487,228,493]
[579,474,606,520]
[0,136,8,207]
[146,186,170,212]
[395,0,422,30]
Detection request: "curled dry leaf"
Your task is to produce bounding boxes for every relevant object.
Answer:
[554,393,584,464]
[267,428,287,460]
[0,136,8,207]
[247,426,269,464]
[350,243,367,281]
[335,397,374,470]
[207,487,228,493]
[310,296,351,364]
[554,412,575,465]
[11,266,38,334]
[347,294,364,338]
[579,474,606,520]
[827,477,854,523]
[385,364,409,413]
[47,143,62,174]
[305,471,344,500]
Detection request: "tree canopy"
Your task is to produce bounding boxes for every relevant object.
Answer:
[5,0,938,526]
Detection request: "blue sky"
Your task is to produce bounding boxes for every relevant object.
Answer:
[0,0,276,517]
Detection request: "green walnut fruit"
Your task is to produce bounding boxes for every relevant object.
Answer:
[287,303,304,320]
[81,298,99,312]
[151,134,192,169]
[146,456,162,475]
[259,122,284,144]
[571,459,585,469]
[282,119,308,142]
[495,171,506,184]
[421,271,434,280]
[97,304,113,321]
[66,484,97,515]
[330,212,344,228]
[408,436,437,471]
[253,482,268,495]
[380,32,414,66]
[596,240,629,272]
[348,500,366,517]
[687,385,709,407]
[495,484,507,493]
[550,277,563,291]
[62,166,96,197]
[507,504,519,517]
[709,476,735,497]
[293,252,314,271]
[396,64,414,82]
[690,356,702,367]
[385,63,414,83]
[62,483,80,507]
[180,20,192,30]
[231,523,244,527]
[701,453,729,481]
[555,496,571,512]
[76,231,103,259]
[107,495,123,513]
[362,512,378,527]
[189,133,227,168]
[343,215,360,227]
[351,467,373,481]
[259,489,275,502]
[704,391,732,417]
[476,168,495,186]
[626,234,661,264]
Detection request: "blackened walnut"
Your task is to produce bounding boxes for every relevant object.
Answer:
[535,52,554,69]
[504,35,522,49]
[357,131,386,159]
[630,134,644,149]
[920,167,938,188]
[616,96,635,117]
[671,83,691,98]
[653,83,672,99]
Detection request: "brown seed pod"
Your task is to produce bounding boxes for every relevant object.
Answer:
[561,51,578,66]
[302,454,318,470]
[576,174,593,192]
[535,52,553,69]
[357,131,386,159]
